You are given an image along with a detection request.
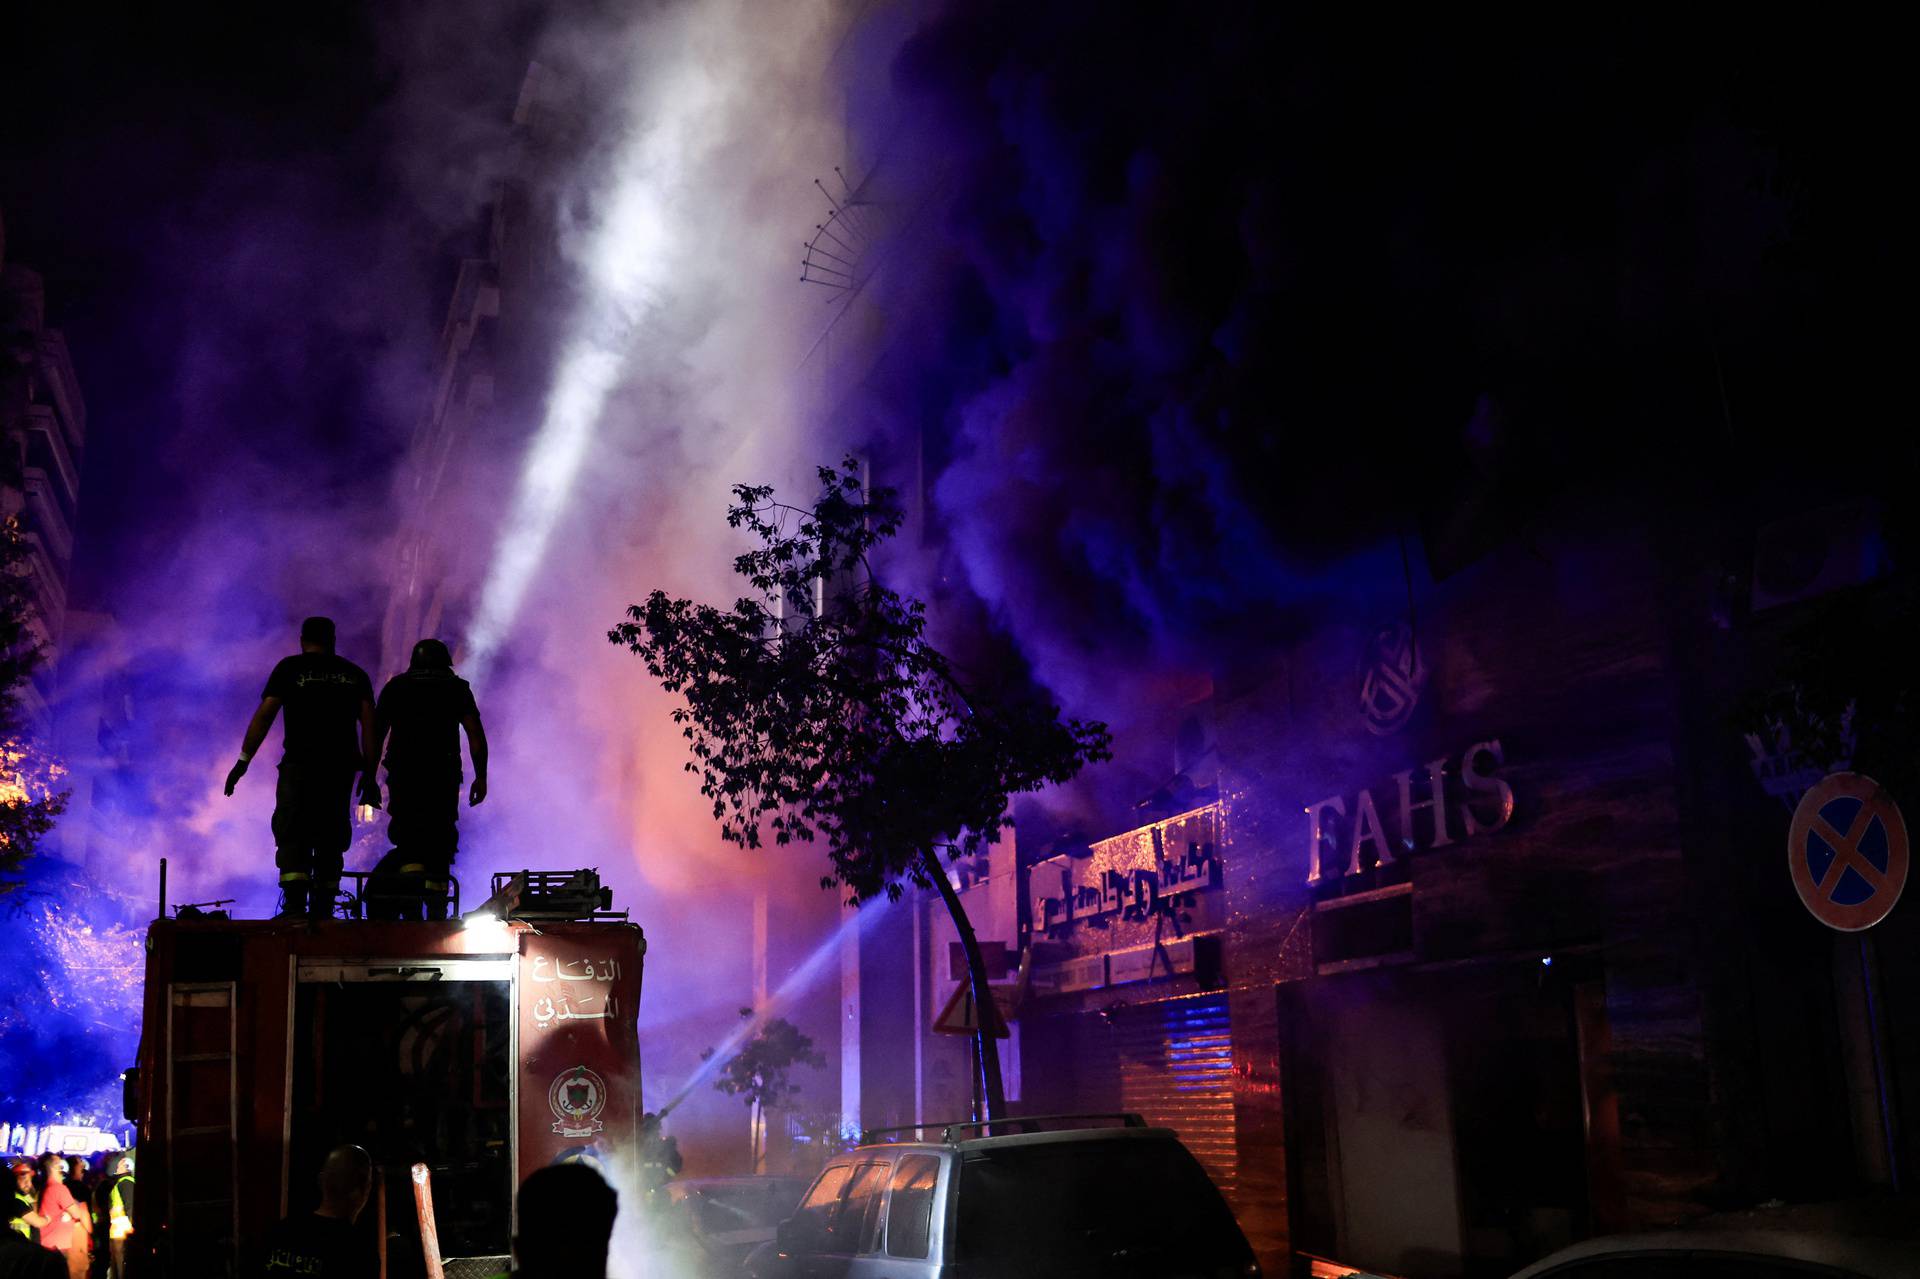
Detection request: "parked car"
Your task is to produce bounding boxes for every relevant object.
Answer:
[744,1113,1260,1279]
[1508,1230,1919,1279]
[655,1175,812,1277]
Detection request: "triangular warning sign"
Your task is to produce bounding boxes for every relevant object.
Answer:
[932,981,1010,1038]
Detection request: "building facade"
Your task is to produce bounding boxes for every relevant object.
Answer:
[0,212,88,726]
[791,44,1913,1275]
[380,67,570,678]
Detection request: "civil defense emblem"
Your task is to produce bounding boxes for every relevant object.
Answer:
[548,1065,607,1138]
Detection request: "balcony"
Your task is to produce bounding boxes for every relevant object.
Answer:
[33,331,87,451]
[18,528,68,626]
[22,467,73,565]
[24,405,79,513]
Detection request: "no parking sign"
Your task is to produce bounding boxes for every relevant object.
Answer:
[1788,772,1909,931]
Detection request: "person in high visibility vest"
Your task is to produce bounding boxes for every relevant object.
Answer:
[8,1160,48,1245]
[1,1195,64,1278]
[101,1155,132,1279]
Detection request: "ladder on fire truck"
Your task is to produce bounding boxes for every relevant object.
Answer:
[166,982,239,1263]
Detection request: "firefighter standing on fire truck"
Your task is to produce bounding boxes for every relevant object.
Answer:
[225,617,379,918]
[366,639,487,919]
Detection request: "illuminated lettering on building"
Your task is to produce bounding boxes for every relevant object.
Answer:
[1306,738,1514,883]
[1029,807,1223,935]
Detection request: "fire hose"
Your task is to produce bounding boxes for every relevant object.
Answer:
[374,1165,388,1279]
[411,1162,445,1279]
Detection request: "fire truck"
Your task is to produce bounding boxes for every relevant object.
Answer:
[125,870,645,1277]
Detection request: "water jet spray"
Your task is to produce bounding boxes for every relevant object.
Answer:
[653,894,892,1122]
[463,52,722,677]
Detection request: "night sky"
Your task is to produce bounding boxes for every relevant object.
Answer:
[3,4,538,608]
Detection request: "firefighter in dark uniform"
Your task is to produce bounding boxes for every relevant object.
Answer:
[225,617,379,918]
[367,639,487,920]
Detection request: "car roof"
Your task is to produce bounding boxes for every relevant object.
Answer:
[850,1125,1186,1157]
[1508,1230,1920,1279]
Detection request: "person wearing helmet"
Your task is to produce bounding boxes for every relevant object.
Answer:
[1,1194,64,1279]
[224,617,379,918]
[366,639,487,920]
[91,1155,131,1279]
[7,1161,46,1245]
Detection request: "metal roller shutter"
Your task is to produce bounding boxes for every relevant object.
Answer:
[1107,993,1238,1196]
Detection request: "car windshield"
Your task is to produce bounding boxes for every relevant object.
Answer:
[955,1138,1247,1277]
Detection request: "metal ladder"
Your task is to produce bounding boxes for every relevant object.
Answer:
[167,982,238,1268]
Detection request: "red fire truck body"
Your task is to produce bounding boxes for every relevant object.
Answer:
[129,913,645,1275]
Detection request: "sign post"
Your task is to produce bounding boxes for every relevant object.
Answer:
[1788,772,1909,932]
[1788,771,1908,1186]
[932,981,1011,1039]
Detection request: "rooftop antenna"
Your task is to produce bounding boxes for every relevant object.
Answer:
[800,167,877,302]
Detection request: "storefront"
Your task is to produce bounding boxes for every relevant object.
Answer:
[1015,512,1915,1278]
[1021,730,1655,1278]
[1020,805,1239,1193]
[1210,525,1724,1278]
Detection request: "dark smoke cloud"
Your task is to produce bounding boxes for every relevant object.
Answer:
[842,2,1813,813]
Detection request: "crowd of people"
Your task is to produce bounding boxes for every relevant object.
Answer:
[6,1146,619,1279]
[1,1152,134,1279]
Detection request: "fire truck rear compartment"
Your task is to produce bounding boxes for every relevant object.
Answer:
[289,962,514,1262]
[134,913,644,1275]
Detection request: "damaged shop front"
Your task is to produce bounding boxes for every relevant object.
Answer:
[1261,732,1618,1279]
[1015,516,1908,1279]
[1231,517,1913,1278]
[1208,526,1727,1279]
[1013,502,1918,1279]
[1017,726,1617,1279]
[1019,805,1239,1194]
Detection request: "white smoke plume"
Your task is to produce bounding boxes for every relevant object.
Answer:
[405,0,858,1170]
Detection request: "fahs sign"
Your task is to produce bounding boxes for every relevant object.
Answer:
[1306,739,1514,883]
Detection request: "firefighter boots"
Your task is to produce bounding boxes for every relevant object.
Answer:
[311,879,340,920]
